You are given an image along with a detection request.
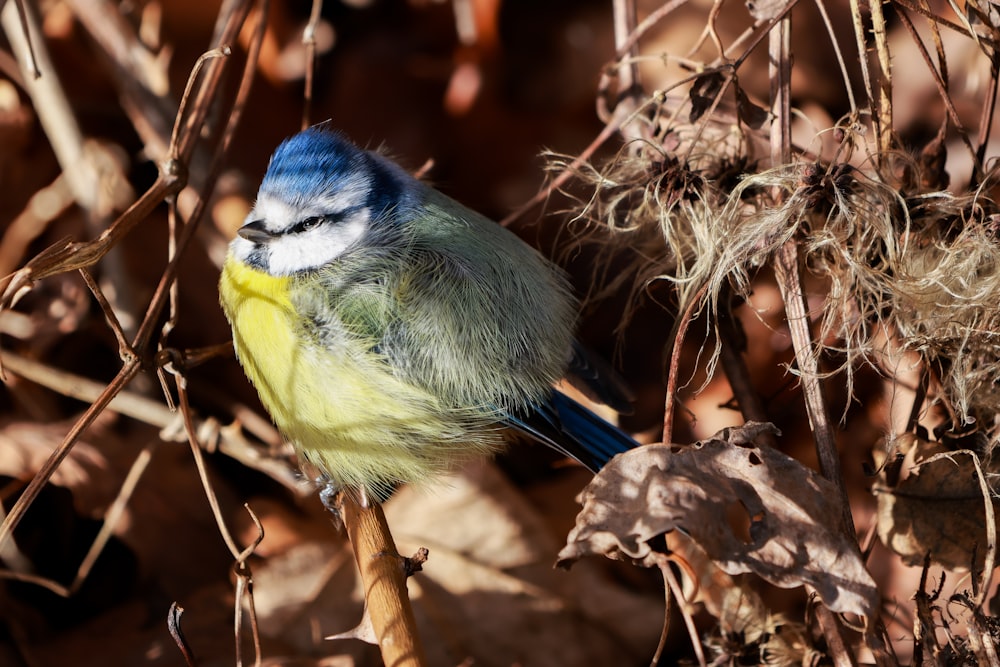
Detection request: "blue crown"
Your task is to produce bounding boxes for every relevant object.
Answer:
[258,127,405,221]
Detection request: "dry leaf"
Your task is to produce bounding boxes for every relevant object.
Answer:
[875,432,996,571]
[0,417,112,512]
[689,71,725,123]
[390,461,664,667]
[249,461,663,667]
[966,0,1000,42]
[736,87,769,130]
[557,422,878,618]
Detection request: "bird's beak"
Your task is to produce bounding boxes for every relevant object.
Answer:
[238,220,275,244]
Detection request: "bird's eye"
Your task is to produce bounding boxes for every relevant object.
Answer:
[294,216,324,233]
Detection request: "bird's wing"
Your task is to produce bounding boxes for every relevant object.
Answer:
[564,340,635,415]
[503,390,637,472]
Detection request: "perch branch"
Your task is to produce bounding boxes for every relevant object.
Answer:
[341,495,427,667]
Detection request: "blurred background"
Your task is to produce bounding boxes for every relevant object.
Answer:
[1,0,997,664]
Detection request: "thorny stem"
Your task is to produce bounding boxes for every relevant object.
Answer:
[341,494,427,667]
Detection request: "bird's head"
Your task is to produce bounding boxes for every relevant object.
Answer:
[231,127,412,275]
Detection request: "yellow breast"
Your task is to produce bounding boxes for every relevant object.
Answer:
[218,254,501,496]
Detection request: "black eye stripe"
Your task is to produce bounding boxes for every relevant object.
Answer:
[289,206,367,235]
[289,215,327,234]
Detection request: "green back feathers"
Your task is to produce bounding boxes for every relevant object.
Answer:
[293,185,577,416]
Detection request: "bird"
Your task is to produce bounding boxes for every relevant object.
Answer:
[218,126,637,502]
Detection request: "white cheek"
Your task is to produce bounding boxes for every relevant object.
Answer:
[229,235,257,264]
[266,212,370,275]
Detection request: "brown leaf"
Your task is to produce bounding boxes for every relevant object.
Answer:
[250,462,664,667]
[736,87,769,130]
[689,72,725,123]
[557,422,878,618]
[875,433,996,572]
[967,0,1000,41]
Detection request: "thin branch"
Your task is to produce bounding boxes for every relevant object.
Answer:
[773,242,854,537]
[171,360,242,559]
[233,504,265,667]
[663,283,708,444]
[68,440,159,595]
[657,553,706,667]
[812,0,858,114]
[302,0,323,130]
[0,360,142,552]
[0,351,300,491]
[1,0,98,208]
[892,6,980,178]
[869,0,894,160]
[716,294,777,448]
[132,0,264,356]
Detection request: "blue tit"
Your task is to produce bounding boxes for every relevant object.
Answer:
[219,126,637,501]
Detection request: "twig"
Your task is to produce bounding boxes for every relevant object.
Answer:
[170,358,242,559]
[133,0,264,357]
[80,268,135,361]
[1,0,99,208]
[603,0,645,144]
[767,12,853,533]
[168,602,197,667]
[894,0,998,46]
[301,0,323,130]
[868,0,894,160]
[67,440,159,595]
[716,294,777,448]
[891,6,979,179]
[233,505,265,667]
[341,494,427,667]
[0,174,74,277]
[0,350,300,491]
[772,242,854,535]
[769,14,791,165]
[499,107,634,227]
[63,0,169,96]
[813,597,857,667]
[0,360,141,552]
[812,0,858,114]
[7,0,39,77]
[768,15,859,664]
[657,552,706,667]
[663,282,708,444]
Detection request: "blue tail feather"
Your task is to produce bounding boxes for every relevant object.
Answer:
[504,390,638,472]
